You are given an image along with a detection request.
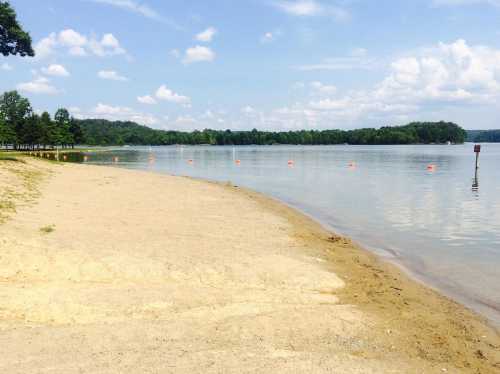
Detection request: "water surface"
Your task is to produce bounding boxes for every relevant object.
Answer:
[70,144,500,326]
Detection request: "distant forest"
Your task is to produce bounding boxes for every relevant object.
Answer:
[1,90,468,149]
[467,130,500,143]
[76,120,467,146]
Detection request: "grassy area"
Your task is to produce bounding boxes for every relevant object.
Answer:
[0,151,24,162]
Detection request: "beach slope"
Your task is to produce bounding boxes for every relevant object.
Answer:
[0,159,499,373]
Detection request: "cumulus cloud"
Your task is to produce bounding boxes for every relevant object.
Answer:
[372,39,500,104]
[183,46,216,64]
[273,0,349,21]
[98,70,128,81]
[17,77,59,95]
[233,39,500,130]
[82,103,159,126]
[196,27,217,42]
[155,85,191,105]
[41,64,70,77]
[34,29,127,59]
[137,95,157,104]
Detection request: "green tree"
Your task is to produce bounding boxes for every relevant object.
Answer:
[38,111,55,148]
[0,1,34,57]
[19,113,41,150]
[54,108,72,147]
[0,90,32,149]
[68,117,84,147]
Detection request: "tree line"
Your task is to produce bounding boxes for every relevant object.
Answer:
[0,90,468,149]
[78,119,467,146]
[467,130,500,143]
[0,91,84,150]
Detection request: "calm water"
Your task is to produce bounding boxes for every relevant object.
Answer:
[70,144,500,326]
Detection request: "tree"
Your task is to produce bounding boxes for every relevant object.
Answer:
[0,110,15,146]
[39,111,60,149]
[54,108,72,147]
[0,90,32,149]
[69,118,84,147]
[0,1,34,57]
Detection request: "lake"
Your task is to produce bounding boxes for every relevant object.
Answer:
[71,144,500,326]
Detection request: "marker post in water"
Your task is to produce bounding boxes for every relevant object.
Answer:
[473,144,481,189]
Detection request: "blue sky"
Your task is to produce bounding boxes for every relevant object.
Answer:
[1,0,500,131]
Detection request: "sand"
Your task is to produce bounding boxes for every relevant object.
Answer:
[0,158,499,373]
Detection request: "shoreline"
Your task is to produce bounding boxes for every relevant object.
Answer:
[1,158,499,372]
[258,193,500,329]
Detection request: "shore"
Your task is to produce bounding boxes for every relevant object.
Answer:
[0,158,499,373]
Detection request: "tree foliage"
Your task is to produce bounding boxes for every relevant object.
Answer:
[0,91,82,149]
[75,119,467,146]
[0,1,34,57]
[467,130,500,143]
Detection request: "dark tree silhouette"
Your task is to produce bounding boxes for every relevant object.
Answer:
[0,1,34,57]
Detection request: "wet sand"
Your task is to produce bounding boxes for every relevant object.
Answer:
[0,158,499,373]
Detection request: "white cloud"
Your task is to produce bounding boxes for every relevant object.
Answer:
[273,0,349,21]
[35,29,127,59]
[137,95,157,104]
[155,85,191,105]
[261,32,275,43]
[34,33,58,59]
[235,39,500,130]
[241,106,256,114]
[41,64,70,77]
[88,33,126,57]
[17,77,59,95]
[1,63,13,71]
[196,27,217,42]
[58,29,87,48]
[90,0,180,28]
[183,46,216,64]
[373,39,500,104]
[89,103,158,126]
[98,70,128,81]
[260,30,283,44]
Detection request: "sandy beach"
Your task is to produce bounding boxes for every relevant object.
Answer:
[0,157,499,373]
